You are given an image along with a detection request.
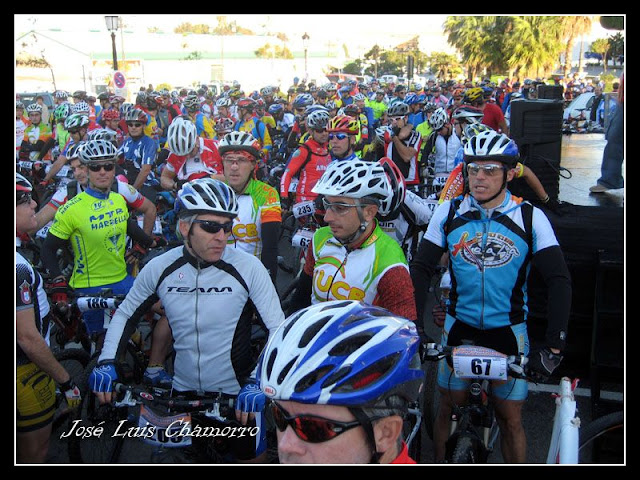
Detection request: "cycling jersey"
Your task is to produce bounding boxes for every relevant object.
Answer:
[46,177,146,212]
[330,151,359,162]
[118,135,158,186]
[21,123,53,161]
[164,137,223,181]
[47,187,129,289]
[229,178,281,257]
[54,122,70,150]
[481,103,507,132]
[188,112,215,139]
[235,116,273,157]
[303,221,416,320]
[99,245,286,394]
[423,131,461,175]
[16,251,51,365]
[420,193,559,331]
[368,100,387,120]
[385,130,422,185]
[390,442,417,464]
[280,139,331,202]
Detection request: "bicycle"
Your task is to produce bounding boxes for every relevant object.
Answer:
[67,382,275,464]
[578,409,624,464]
[421,342,532,463]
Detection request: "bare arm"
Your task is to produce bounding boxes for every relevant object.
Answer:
[133,164,153,191]
[42,155,68,183]
[391,135,417,163]
[134,196,157,236]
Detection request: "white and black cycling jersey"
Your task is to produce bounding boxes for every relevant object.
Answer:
[99,245,285,395]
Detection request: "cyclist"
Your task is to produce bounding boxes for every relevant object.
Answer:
[287,93,314,151]
[89,177,285,463]
[183,94,214,139]
[101,108,125,147]
[234,97,273,163]
[51,102,73,158]
[218,132,282,284]
[279,109,331,211]
[258,300,425,464]
[464,87,509,135]
[385,102,422,187]
[19,103,53,163]
[287,160,417,323]
[327,114,360,162]
[16,101,29,160]
[342,103,370,158]
[421,107,461,195]
[118,107,159,201]
[40,140,137,341]
[410,129,572,463]
[16,173,82,463]
[40,113,91,186]
[160,116,223,192]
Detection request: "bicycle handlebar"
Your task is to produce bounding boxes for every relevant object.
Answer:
[113,382,236,412]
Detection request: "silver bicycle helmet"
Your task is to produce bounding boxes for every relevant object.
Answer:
[87,128,118,144]
[175,177,239,219]
[306,109,330,130]
[25,103,43,114]
[387,101,409,117]
[78,139,118,164]
[428,107,449,131]
[167,117,198,156]
[72,101,90,115]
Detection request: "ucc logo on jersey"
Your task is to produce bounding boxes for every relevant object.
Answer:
[313,270,366,301]
[452,231,520,270]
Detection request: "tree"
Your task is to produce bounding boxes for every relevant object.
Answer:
[558,16,593,79]
[364,45,382,78]
[254,43,293,60]
[608,33,624,67]
[175,22,211,35]
[590,38,610,72]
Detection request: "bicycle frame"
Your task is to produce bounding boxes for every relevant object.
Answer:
[546,377,580,464]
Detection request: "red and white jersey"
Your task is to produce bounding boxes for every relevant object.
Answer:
[164,137,223,181]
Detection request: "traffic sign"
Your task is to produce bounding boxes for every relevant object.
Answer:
[113,71,126,89]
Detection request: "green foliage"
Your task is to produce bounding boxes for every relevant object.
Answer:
[254,43,294,59]
[600,16,624,30]
[174,23,211,35]
[599,73,619,93]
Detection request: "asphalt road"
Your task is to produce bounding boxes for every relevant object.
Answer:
[43,132,624,465]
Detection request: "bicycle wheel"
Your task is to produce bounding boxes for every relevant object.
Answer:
[578,411,624,464]
[52,348,91,431]
[450,434,483,464]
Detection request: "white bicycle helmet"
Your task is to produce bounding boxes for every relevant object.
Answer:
[167,117,198,156]
[72,101,90,115]
[378,157,406,218]
[463,129,518,165]
[311,160,393,215]
[218,131,262,158]
[78,139,118,164]
[175,177,239,219]
[123,108,148,123]
[257,300,424,407]
[183,95,201,111]
[428,107,449,131]
[26,103,43,114]
[64,114,90,130]
[215,97,233,108]
[214,117,235,134]
[451,105,484,124]
[65,141,86,160]
[87,128,117,144]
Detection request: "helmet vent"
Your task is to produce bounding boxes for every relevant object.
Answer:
[266,348,278,378]
[278,356,299,385]
[294,365,334,393]
[328,332,375,357]
[333,353,399,393]
[298,316,332,348]
[321,366,352,388]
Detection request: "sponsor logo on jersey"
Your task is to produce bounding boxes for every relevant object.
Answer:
[166,286,233,294]
[452,231,520,270]
[20,280,31,304]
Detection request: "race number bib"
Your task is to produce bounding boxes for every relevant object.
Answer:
[292,229,314,249]
[288,178,299,193]
[137,215,163,235]
[292,200,315,219]
[452,345,508,380]
[139,405,192,448]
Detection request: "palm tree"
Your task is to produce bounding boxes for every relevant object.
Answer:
[445,16,492,80]
[559,16,594,79]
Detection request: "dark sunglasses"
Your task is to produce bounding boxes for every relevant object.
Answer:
[68,128,82,134]
[88,163,116,172]
[328,133,349,140]
[192,219,234,234]
[312,128,328,133]
[17,193,33,205]
[127,122,143,128]
[270,401,363,444]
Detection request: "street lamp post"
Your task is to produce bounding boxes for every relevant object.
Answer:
[105,16,119,71]
[302,32,310,81]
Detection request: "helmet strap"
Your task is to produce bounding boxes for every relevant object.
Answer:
[349,408,382,464]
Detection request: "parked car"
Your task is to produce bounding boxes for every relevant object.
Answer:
[17,91,55,110]
[563,92,595,122]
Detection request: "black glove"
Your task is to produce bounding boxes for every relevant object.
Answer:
[152,236,167,248]
[125,243,148,264]
[528,347,563,382]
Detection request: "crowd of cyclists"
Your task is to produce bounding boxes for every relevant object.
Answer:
[16,73,572,464]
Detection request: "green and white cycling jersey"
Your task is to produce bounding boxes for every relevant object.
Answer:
[309,222,409,305]
[227,178,281,258]
[47,187,129,289]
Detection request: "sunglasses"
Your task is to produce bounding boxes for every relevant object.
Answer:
[69,128,82,134]
[88,163,116,172]
[466,162,506,177]
[322,198,360,215]
[223,156,254,166]
[312,128,328,133]
[192,219,234,234]
[328,133,349,141]
[270,401,363,444]
[127,122,143,128]
[17,193,33,205]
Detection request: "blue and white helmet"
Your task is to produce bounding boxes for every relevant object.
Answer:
[257,300,424,407]
[463,129,519,167]
[174,177,239,219]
